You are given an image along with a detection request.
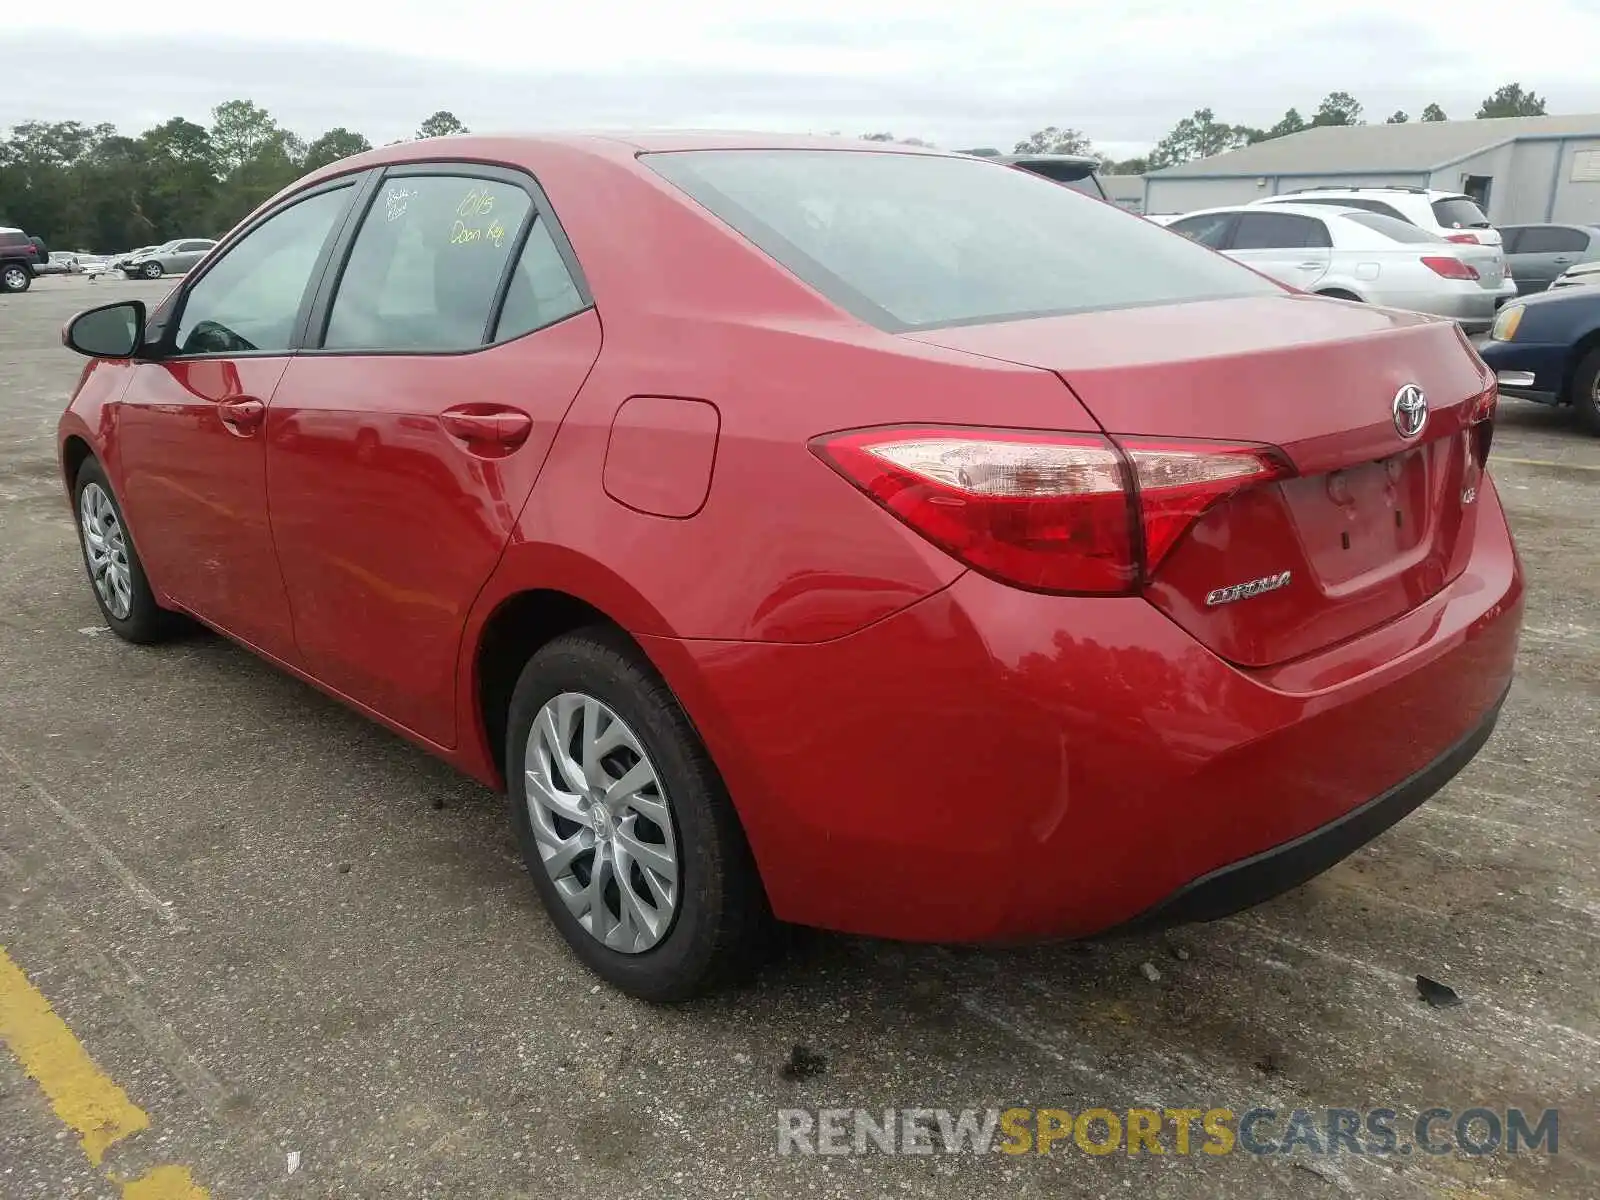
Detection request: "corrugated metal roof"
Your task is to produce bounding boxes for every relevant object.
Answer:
[1148,114,1600,178]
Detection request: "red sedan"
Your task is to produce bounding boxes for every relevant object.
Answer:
[57,134,1523,1000]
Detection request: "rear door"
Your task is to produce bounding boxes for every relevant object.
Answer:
[1510,225,1592,293]
[265,163,600,746]
[1225,212,1332,289]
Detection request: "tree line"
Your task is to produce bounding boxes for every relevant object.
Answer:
[0,103,470,253]
[0,83,1553,251]
[898,82,1550,176]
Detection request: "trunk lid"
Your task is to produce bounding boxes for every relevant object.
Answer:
[907,293,1495,668]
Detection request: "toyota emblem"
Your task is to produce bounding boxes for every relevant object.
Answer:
[1392,384,1427,440]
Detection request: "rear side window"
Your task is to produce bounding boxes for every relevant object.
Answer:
[1515,226,1589,254]
[324,175,533,351]
[494,219,587,340]
[1231,212,1331,250]
[1344,213,1442,244]
[645,150,1276,330]
[1431,196,1490,229]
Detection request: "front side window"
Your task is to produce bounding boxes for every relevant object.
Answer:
[1167,212,1235,248]
[323,175,533,351]
[173,186,352,356]
[645,150,1276,331]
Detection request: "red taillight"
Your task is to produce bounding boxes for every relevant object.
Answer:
[1470,385,1497,467]
[812,428,1289,594]
[1422,255,1480,280]
[1445,232,1480,245]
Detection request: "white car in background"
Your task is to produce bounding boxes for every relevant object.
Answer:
[1165,202,1509,332]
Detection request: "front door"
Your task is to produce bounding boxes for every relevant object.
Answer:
[266,167,600,745]
[112,182,359,661]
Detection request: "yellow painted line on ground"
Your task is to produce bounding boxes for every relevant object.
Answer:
[0,945,208,1198]
[1496,455,1600,472]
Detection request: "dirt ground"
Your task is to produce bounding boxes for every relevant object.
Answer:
[2,274,1596,1198]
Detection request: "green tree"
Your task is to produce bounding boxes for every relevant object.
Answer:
[209,100,282,177]
[1147,108,1250,169]
[1311,91,1364,127]
[1476,83,1547,118]
[1421,103,1448,122]
[1386,110,1410,124]
[417,111,469,139]
[1013,126,1095,155]
[1106,156,1149,175]
[1260,109,1307,141]
[304,128,373,171]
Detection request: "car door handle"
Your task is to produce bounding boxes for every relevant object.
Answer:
[217,397,265,436]
[1552,256,1574,264]
[1298,261,1324,270]
[439,405,533,449]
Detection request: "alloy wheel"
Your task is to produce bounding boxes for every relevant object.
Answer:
[79,482,134,620]
[524,692,680,953]
[2,265,26,291]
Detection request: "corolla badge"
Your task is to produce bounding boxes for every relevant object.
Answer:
[1392,384,1428,440]
[1205,571,1293,607]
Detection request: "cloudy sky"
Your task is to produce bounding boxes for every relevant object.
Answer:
[12,1,1600,158]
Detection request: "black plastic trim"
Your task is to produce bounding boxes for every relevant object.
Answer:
[1108,684,1510,934]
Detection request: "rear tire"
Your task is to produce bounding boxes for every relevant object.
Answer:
[1316,289,1363,302]
[1,263,30,293]
[72,459,182,644]
[1570,348,1600,437]
[505,628,772,1001]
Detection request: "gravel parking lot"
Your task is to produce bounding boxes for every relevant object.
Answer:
[2,274,1597,1199]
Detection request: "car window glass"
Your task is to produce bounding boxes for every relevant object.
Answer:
[1232,212,1327,250]
[1431,197,1490,229]
[173,186,351,356]
[1167,213,1234,248]
[646,150,1276,330]
[324,176,533,351]
[1344,213,1443,244]
[1499,228,1524,253]
[1517,226,1588,254]
[494,217,586,340]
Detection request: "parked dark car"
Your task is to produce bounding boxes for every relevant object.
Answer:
[1476,285,1600,433]
[1500,223,1600,294]
[1,226,45,293]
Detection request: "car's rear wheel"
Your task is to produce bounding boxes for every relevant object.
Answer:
[1571,347,1600,436]
[505,628,771,1001]
[140,261,163,279]
[72,459,181,643]
[1,264,30,293]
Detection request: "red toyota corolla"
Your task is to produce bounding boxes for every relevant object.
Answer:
[57,134,1523,1000]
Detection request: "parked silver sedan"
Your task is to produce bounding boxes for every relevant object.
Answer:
[119,238,217,279]
[1164,203,1508,332]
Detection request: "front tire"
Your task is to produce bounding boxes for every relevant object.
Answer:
[140,261,163,279]
[72,459,181,643]
[505,629,771,1001]
[1,263,30,293]
[1570,347,1600,437]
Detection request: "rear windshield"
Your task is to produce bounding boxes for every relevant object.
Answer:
[644,149,1276,331]
[1345,213,1443,244]
[1007,160,1106,199]
[1431,197,1490,229]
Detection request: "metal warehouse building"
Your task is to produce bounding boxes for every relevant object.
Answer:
[1143,114,1600,225]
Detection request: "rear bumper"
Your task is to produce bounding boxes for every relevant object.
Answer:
[644,477,1523,943]
[1110,682,1507,932]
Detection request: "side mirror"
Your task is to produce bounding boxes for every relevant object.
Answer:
[62,301,146,359]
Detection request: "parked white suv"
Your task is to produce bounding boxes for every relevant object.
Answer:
[1166,202,1509,332]
[1249,187,1515,306]
[1251,185,1496,241]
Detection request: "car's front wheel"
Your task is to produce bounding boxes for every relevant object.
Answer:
[1,263,30,293]
[140,261,163,279]
[1571,347,1600,437]
[72,459,181,643]
[505,629,771,1001]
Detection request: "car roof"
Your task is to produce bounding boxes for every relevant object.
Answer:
[1174,203,1363,221]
